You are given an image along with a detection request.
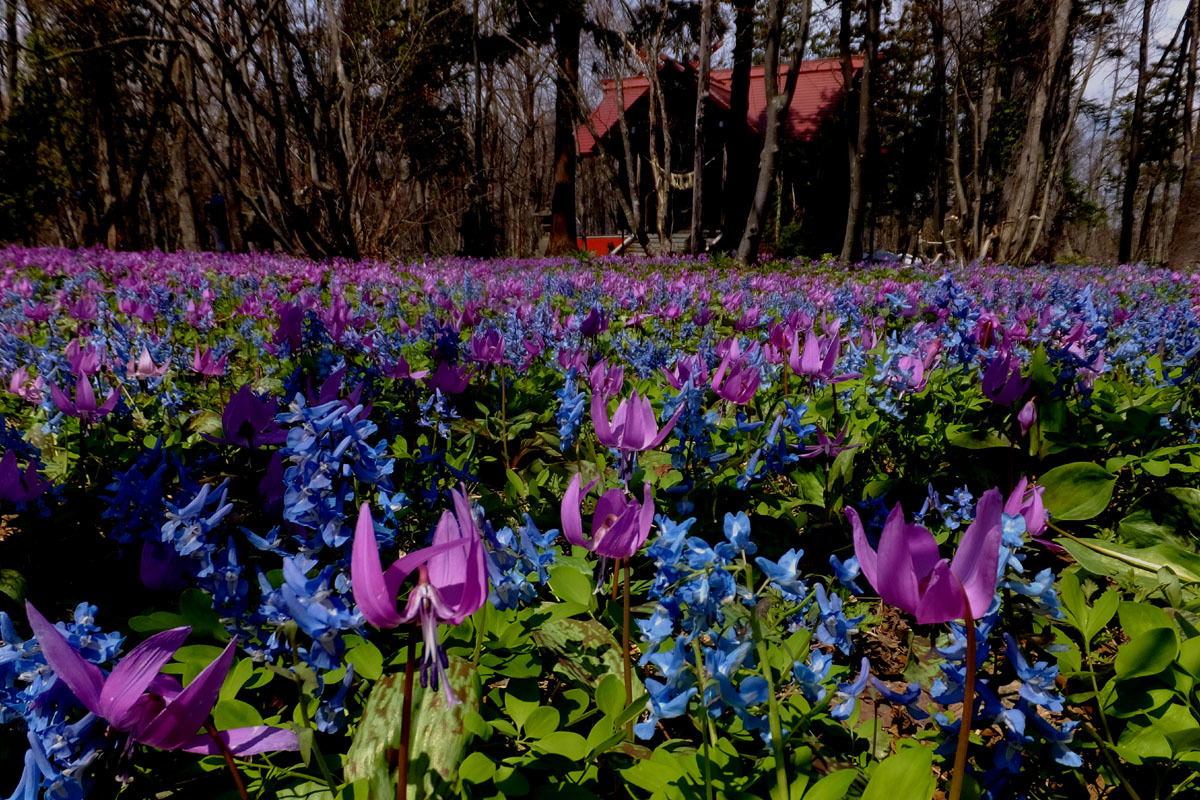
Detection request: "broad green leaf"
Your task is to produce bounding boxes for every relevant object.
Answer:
[596,673,625,719]
[1167,487,1200,530]
[1058,537,1200,587]
[212,698,264,729]
[219,657,255,701]
[946,425,1011,449]
[344,655,480,800]
[549,564,594,607]
[1086,590,1120,644]
[532,730,589,760]
[458,751,495,784]
[803,769,858,800]
[0,569,26,603]
[1040,462,1115,521]
[531,616,643,695]
[1118,602,1173,641]
[522,706,560,738]
[346,642,384,681]
[861,745,935,800]
[1115,627,1180,680]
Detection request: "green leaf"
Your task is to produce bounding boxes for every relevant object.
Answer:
[1118,602,1173,641]
[219,657,255,701]
[1086,590,1120,644]
[532,731,589,760]
[1040,462,1115,521]
[1115,628,1181,680]
[344,655,480,800]
[212,698,264,729]
[1058,537,1200,586]
[458,751,495,784]
[531,617,643,695]
[862,745,934,800]
[346,642,384,681]
[0,569,27,603]
[1167,487,1200,530]
[946,425,1012,449]
[548,564,594,607]
[522,706,560,739]
[504,692,540,730]
[803,769,858,800]
[596,674,625,719]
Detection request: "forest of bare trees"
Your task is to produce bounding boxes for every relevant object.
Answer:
[0,0,1197,265]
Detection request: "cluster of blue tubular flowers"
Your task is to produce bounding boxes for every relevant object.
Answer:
[914,483,976,530]
[739,401,815,489]
[314,665,356,734]
[277,394,395,552]
[161,479,234,577]
[996,512,1065,619]
[249,554,364,670]
[479,513,559,611]
[553,369,586,452]
[0,604,120,800]
[637,511,871,744]
[418,389,459,439]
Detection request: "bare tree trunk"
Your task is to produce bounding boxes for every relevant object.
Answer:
[3,0,16,115]
[1170,0,1200,267]
[721,1,755,248]
[993,0,1072,263]
[839,0,880,264]
[689,0,713,254]
[737,0,812,262]
[930,0,947,235]
[169,58,198,251]
[606,40,652,253]
[1118,0,1154,263]
[549,11,580,255]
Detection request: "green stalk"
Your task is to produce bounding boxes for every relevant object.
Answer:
[471,602,488,667]
[690,639,715,800]
[499,364,510,469]
[749,600,788,799]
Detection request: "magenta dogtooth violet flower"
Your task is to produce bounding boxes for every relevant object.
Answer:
[50,375,119,423]
[25,602,299,755]
[351,488,488,705]
[710,340,761,405]
[591,389,683,455]
[0,450,49,503]
[560,474,655,560]
[847,488,1004,624]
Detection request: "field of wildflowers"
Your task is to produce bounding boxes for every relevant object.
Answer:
[2,245,1199,800]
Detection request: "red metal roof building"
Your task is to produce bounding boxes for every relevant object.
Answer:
[575,57,861,252]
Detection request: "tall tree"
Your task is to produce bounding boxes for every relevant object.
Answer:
[1169,0,1200,267]
[689,0,713,254]
[839,0,881,264]
[1118,0,1155,264]
[992,0,1075,263]
[548,4,583,255]
[737,0,812,262]
[721,1,755,249]
[3,0,16,115]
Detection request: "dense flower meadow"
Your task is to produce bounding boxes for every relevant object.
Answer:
[1,245,1199,800]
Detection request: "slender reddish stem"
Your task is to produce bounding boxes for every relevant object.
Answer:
[205,719,250,800]
[622,558,633,739]
[948,604,977,800]
[398,638,417,800]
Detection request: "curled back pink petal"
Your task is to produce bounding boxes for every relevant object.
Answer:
[102,626,192,728]
[138,638,237,749]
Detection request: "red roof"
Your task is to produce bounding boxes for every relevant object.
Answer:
[578,57,860,155]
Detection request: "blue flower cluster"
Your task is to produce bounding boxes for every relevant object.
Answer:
[278,394,395,552]
[553,370,586,452]
[480,513,559,611]
[1,604,121,800]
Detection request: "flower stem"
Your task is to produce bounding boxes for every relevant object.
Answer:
[471,601,488,667]
[622,558,634,741]
[749,601,788,799]
[398,638,417,800]
[948,607,976,800]
[689,639,715,800]
[205,720,250,800]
